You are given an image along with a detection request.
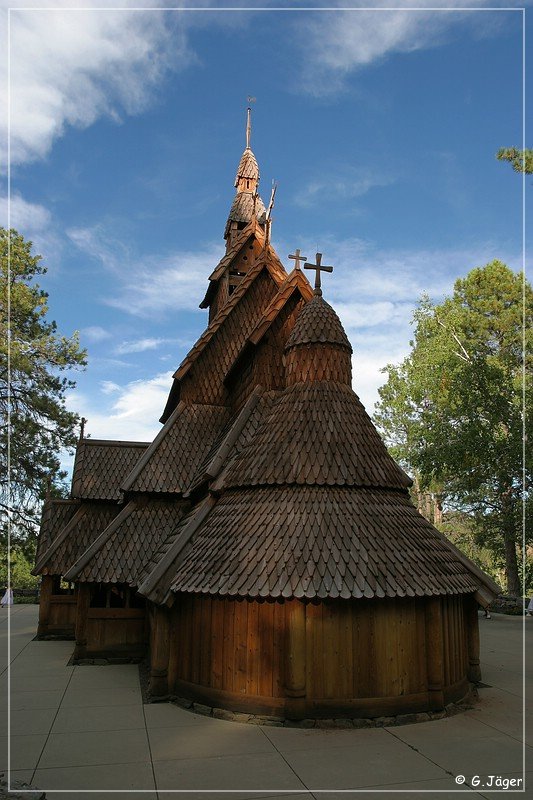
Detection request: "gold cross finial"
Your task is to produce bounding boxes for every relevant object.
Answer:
[304,252,333,295]
[289,249,307,271]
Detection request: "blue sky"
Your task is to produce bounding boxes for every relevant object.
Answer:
[2,1,530,460]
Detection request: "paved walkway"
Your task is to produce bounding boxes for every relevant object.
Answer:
[1,605,530,799]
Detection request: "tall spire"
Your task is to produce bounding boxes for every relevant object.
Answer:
[246,106,251,150]
[224,107,266,246]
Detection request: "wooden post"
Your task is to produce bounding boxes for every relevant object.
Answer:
[284,600,306,720]
[465,595,482,683]
[37,575,54,637]
[150,605,170,697]
[425,596,445,710]
[74,583,91,661]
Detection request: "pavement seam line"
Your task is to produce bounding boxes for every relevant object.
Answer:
[258,725,317,799]
[142,698,161,800]
[30,654,76,785]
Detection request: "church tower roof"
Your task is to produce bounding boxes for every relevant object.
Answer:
[285,293,351,352]
[224,108,266,243]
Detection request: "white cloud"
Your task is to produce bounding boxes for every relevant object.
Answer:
[68,224,225,316]
[115,338,165,355]
[2,1,193,167]
[295,167,395,208]
[294,2,507,95]
[69,371,174,441]
[0,192,51,231]
[100,380,120,395]
[81,325,111,343]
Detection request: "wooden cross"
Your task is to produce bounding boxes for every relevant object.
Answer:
[289,249,307,271]
[304,252,333,294]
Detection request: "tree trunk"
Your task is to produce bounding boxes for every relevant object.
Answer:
[502,495,521,596]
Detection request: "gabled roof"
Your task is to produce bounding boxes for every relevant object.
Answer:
[122,402,230,494]
[33,501,120,577]
[176,248,287,384]
[224,269,313,385]
[200,221,264,308]
[63,499,186,586]
[35,499,80,567]
[161,244,288,423]
[72,439,149,501]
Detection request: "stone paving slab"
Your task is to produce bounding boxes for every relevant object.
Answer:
[148,721,274,762]
[144,703,215,729]
[279,736,449,790]
[60,684,142,708]
[51,702,146,734]
[0,733,48,771]
[153,751,307,792]
[38,728,152,769]
[33,761,157,795]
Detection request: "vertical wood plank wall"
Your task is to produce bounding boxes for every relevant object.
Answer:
[166,593,474,715]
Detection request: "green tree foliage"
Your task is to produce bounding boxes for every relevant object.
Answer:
[496,147,533,174]
[375,261,532,596]
[0,228,86,552]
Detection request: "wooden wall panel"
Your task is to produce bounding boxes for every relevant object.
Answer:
[166,593,471,717]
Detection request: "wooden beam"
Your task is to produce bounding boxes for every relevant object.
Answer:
[284,600,306,720]
[150,605,171,697]
[73,583,92,660]
[425,596,445,711]
[37,575,54,637]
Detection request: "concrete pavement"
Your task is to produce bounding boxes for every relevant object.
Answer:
[1,605,530,799]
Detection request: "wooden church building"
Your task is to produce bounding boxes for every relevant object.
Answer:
[34,110,499,721]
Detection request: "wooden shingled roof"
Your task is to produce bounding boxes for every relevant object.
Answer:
[72,439,149,501]
[122,403,230,495]
[33,502,120,577]
[35,499,80,567]
[166,487,489,600]
[63,499,185,587]
[161,245,288,422]
[137,291,499,606]
[222,383,411,490]
[285,293,352,351]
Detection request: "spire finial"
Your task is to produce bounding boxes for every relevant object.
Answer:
[79,417,87,441]
[246,106,252,149]
[304,252,333,296]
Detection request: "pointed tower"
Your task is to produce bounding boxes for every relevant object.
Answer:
[224,107,267,249]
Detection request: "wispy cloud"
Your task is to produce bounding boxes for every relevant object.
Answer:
[294,166,394,208]
[68,224,225,317]
[115,337,167,355]
[293,2,509,96]
[69,371,174,441]
[81,325,111,343]
[2,1,194,167]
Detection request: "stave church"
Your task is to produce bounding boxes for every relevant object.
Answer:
[34,110,499,721]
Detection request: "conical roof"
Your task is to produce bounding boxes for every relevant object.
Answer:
[234,147,259,186]
[223,382,411,490]
[285,293,352,352]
